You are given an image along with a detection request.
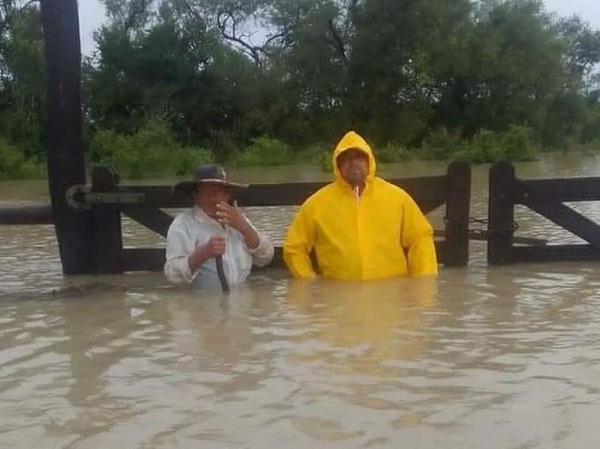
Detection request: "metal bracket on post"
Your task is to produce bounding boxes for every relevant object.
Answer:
[66,185,146,210]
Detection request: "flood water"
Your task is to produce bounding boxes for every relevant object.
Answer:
[1,154,600,448]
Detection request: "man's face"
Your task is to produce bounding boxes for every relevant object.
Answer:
[193,183,232,219]
[337,149,369,187]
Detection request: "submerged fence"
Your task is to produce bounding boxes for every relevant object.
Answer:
[3,160,600,272]
[11,1,593,275]
[488,161,600,264]
[0,162,471,273]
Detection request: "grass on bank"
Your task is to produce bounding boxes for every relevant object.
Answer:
[1,123,598,180]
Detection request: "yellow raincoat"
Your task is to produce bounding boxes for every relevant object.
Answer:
[283,131,438,280]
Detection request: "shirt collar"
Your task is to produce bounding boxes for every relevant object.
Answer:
[192,205,220,225]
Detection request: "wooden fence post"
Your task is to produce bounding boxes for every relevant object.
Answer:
[488,161,515,264]
[444,161,471,266]
[92,166,123,273]
[40,0,95,274]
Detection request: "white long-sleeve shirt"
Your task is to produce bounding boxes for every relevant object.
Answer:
[164,206,274,289]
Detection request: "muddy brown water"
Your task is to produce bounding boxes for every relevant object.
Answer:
[1,155,599,448]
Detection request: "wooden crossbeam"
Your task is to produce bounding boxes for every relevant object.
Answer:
[122,208,174,238]
[522,200,600,250]
[517,180,600,250]
[520,178,600,202]
[120,176,448,210]
[513,245,600,262]
[0,205,54,225]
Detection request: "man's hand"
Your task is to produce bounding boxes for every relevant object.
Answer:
[215,201,260,249]
[215,201,249,232]
[188,236,226,273]
[201,235,227,258]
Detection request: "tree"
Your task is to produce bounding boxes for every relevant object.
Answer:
[79,0,600,162]
[557,15,600,90]
[344,0,473,145]
[0,2,45,158]
[455,1,567,137]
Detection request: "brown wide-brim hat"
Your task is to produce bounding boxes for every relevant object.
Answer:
[174,164,248,196]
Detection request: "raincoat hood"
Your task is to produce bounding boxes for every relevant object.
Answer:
[332,131,377,183]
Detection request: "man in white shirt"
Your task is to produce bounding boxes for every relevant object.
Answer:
[165,164,274,290]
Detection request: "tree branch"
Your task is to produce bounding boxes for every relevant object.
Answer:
[327,18,347,65]
[0,0,38,38]
[124,0,150,33]
[21,0,39,9]
[217,9,262,66]
[180,0,206,34]
[263,29,287,48]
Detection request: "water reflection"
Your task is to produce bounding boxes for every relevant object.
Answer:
[285,278,439,376]
[0,267,599,447]
[53,291,137,443]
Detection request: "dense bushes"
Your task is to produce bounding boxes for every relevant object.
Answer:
[229,137,289,167]
[1,1,600,180]
[453,126,539,163]
[80,124,549,178]
[0,139,44,180]
[88,121,213,178]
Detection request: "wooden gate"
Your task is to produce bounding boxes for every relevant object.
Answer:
[85,161,471,273]
[488,161,600,264]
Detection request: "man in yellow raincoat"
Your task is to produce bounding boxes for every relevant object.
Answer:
[283,131,438,280]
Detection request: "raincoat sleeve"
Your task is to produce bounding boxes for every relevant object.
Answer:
[283,202,318,279]
[399,195,438,276]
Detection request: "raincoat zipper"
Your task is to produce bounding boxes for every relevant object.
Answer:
[354,185,363,278]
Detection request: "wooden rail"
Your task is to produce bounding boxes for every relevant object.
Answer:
[0,162,471,273]
[112,163,471,272]
[0,205,54,225]
[487,161,600,264]
[7,161,599,270]
[100,161,471,273]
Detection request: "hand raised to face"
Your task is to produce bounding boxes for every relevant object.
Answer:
[215,201,249,232]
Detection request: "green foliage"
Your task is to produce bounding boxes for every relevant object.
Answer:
[542,92,588,147]
[290,144,327,164]
[501,125,539,160]
[0,139,45,180]
[317,151,333,172]
[557,16,600,89]
[460,0,567,136]
[421,128,463,160]
[88,120,213,178]
[80,0,600,167]
[453,126,539,163]
[453,130,503,163]
[2,0,600,179]
[0,6,46,158]
[375,145,412,163]
[230,137,289,167]
[581,101,600,143]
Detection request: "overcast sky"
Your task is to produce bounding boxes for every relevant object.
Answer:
[78,0,600,56]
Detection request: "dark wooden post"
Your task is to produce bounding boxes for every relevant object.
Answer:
[444,161,471,266]
[41,0,95,274]
[92,166,124,273]
[488,161,515,264]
